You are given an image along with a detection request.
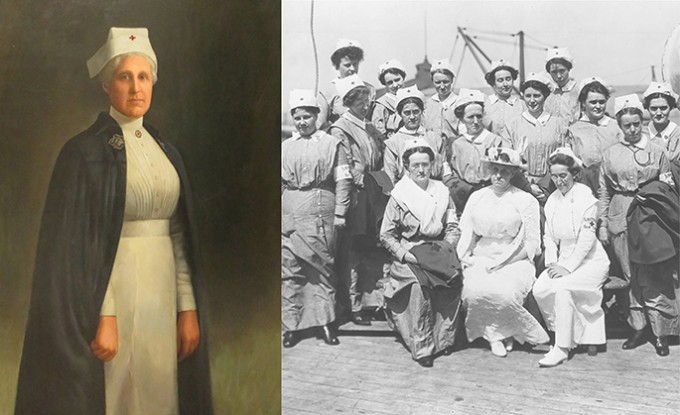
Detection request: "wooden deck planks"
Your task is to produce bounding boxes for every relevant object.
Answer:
[283,321,680,415]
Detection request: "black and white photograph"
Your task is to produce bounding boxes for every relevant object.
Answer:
[282,1,680,414]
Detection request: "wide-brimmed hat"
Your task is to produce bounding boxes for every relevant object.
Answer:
[481,147,526,169]
[289,89,318,111]
[87,27,157,79]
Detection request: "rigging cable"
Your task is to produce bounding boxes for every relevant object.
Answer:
[310,0,319,94]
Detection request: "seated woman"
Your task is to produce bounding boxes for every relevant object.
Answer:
[281,90,352,347]
[504,72,569,204]
[380,140,462,368]
[457,148,549,357]
[372,59,406,138]
[599,94,674,356]
[448,88,510,212]
[643,81,680,162]
[383,86,450,185]
[567,77,621,196]
[532,148,610,367]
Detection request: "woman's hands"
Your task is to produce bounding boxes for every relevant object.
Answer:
[546,264,570,279]
[597,226,609,245]
[177,310,200,362]
[91,316,118,362]
[530,184,547,203]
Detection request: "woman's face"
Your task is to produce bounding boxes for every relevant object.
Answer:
[549,163,575,195]
[493,69,514,99]
[400,102,422,131]
[619,113,643,143]
[407,152,432,188]
[462,103,484,136]
[104,55,153,118]
[347,92,371,120]
[648,97,671,127]
[432,72,453,98]
[548,62,570,88]
[489,165,514,192]
[523,87,545,116]
[384,72,404,95]
[337,56,359,78]
[583,91,607,122]
[292,108,318,137]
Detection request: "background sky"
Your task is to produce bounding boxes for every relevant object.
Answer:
[282,0,680,109]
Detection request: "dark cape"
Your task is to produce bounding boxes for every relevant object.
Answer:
[14,113,213,415]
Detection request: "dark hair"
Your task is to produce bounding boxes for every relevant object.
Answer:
[484,66,519,87]
[379,67,406,85]
[545,58,573,73]
[548,153,581,177]
[396,97,424,114]
[342,85,370,108]
[454,101,485,120]
[615,107,644,125]
[331,46,364,69]
[290,106,320,117]
[643,92,677,110]
[402,146,435,168]
[578,81,609,104]
[430,68,454,81]
[520,80,551,98]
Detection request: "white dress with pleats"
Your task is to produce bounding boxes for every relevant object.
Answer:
[101,108,195,415]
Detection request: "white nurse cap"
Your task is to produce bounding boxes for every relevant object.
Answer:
[87,27,157,79]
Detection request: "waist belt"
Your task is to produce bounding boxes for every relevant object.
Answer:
[121,219,170,237]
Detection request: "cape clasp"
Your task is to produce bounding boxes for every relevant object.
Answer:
[108,134,125,150]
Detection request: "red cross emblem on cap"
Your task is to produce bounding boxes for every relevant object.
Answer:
[129,35,136,41]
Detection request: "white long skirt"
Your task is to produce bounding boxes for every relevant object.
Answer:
[533,242,610,348]
[104,220,179,415]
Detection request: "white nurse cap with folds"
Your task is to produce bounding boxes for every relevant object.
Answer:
[454,89,486,110]
[87,27,157,78]
[545,47,573,64]
[550,147,584,167]
[577,76,611,96]
[523,72,552,88]
[378,59,406,77]
[643,81,678,101]
[289,89,319,111]
[614,94,644,115]
[334,74,365,101]
[335,39,363,53]
[403,137,432,152]
[485,59,517,77]
[396,86,425,108]
[430,58,456,76]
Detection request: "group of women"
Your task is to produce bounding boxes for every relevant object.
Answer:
[281,39,680,369]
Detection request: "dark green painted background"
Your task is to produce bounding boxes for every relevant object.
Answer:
[0,1,281,413]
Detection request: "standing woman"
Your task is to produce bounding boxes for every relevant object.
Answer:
[532,148,610,367]
[544,48,581,125]
[483,59,526,136]
[317,39,375,131]
[383,86,450,185]
[380,139,463,367]
[372,59,407,138]
[15,28,212,414]
[643,81,680,162]
[598,94,672,355]
[423,59,459,142]
[281,90,352,347]
[504,72,569,203]
[329,74,384,325]
[448,88,510,212]
[458,148,549,358]
[567,77,621,196]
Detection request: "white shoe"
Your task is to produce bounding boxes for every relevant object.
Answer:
[490,341,507,357]
[503,337,514,352]
[538,346,568,367]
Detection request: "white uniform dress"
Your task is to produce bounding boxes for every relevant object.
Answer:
[101,107,196,415]
[532,183,610,348]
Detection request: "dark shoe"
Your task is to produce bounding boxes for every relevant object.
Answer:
[587,345,598,356]
[654,336,669,356]
[417,356,433,367]
[351,311,371,326]
[442,346,454,356]
[622,329,648,350]
[282,331,298,348]
[320,325,340,346]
